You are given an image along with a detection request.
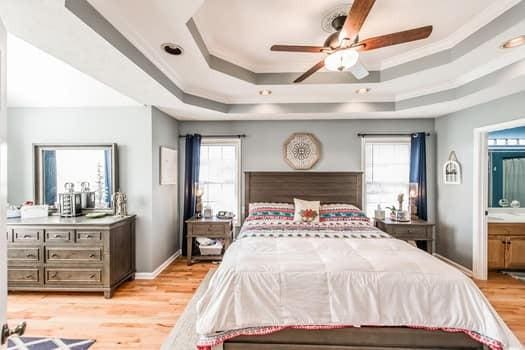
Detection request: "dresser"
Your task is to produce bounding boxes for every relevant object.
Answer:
[7,215,135,298]
[488,223,525,271]
[375,218,435,253]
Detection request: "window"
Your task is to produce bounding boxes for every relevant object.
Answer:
[363,137,410,217]
[199,138,241,223]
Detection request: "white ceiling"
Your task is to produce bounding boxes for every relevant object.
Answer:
[1,0,524,120]
[6,33,139,108]
[194,0,497,72]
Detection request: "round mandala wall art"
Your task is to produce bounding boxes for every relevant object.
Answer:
[283,133,321,170]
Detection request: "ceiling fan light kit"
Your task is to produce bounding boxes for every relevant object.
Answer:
[324,48,359,72]
[270,0,433,83]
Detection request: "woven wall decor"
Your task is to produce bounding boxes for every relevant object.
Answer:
[283,133,321,170]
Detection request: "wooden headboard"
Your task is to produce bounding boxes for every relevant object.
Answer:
[244,172,363,219]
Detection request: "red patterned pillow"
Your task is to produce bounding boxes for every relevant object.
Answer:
[246,202,294,221]
[319,204,370,223]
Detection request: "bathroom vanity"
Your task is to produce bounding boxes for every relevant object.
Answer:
[487,213,525,270]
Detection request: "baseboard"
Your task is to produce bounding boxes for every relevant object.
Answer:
[135,249,181,280]
[433,253,473,277]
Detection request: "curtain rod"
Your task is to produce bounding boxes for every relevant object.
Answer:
[178,134,246,138]
[357,132,431,137]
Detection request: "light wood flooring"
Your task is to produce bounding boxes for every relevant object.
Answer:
[7,260,525,349]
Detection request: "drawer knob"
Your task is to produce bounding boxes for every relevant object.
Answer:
[50,272,57,278]
[25,274,33,279]
[51,253,58,258]
[86,235,93,238]
[23,235,32,239]
[53,234,62,238]
[89,254,96,258]
[89,274,96,279]
[26,254,36,258]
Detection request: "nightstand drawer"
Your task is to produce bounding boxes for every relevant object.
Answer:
[191,223,228,236]
[390,226,430,239]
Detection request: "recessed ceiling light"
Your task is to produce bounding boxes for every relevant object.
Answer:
[355,88,371,94]
[161,43,183,55]
[259,89,272,96]
[501,35,525,49]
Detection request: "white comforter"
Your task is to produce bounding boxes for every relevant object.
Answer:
[196,222,522,349]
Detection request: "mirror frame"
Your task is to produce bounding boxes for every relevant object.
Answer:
[33,143,119,212]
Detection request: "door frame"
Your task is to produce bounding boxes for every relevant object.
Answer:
[472,117,525,280]
[0,17,7,335]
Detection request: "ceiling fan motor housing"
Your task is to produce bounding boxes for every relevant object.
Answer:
[331,15,347,31]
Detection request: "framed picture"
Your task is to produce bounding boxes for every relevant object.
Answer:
[160,146,178,185]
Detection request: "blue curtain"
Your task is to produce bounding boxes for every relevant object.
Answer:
[182,134,201,255]
[104,149,112,207]
[43,150,57,205]
[409,132,428,221]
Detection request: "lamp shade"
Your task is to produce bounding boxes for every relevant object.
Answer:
[324,49,359,72]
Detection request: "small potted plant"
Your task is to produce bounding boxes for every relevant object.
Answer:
[385,205,397,220]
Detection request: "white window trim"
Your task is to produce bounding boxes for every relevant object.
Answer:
[201,138,242,226]
[361,136,411,216]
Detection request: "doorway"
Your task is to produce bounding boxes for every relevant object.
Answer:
[473,118,525,280]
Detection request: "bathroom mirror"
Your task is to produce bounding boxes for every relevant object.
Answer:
[34,143,119,211]
[488,127,525,208]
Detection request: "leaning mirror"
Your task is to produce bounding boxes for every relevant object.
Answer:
[34,144,119,211]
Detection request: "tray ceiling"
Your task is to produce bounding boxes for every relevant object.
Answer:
[1,0,524,120]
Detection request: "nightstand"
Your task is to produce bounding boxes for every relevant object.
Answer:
[375,218,435,254]
[185,216,233,265]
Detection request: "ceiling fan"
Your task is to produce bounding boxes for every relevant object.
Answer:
[270,0,433,83]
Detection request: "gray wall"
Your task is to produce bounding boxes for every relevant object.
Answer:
[151,107,179,269]
[7,106,180,273]
[178,119,436,240]
[435,91,525,269]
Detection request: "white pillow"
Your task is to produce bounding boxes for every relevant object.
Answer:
[293,198,320,223]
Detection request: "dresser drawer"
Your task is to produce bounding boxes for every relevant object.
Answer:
[8,247,41,263]
[45,268,102,285]
[13,229,42,243]
[76,231,103,243]
[46,247,103,263]
[190,223,228,236]
[45,229,73,243]
[9,267,42,284]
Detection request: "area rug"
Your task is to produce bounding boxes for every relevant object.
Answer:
[501,270,525,282]
[161,269,218,350]
[8,336,94,350]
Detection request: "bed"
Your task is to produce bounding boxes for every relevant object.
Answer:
[195,172,522,350]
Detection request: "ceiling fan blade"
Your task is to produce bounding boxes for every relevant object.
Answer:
[271,45,329,53]
[355,25,433,51]
[348,60,369,80]
[340,0,376,42]
[294,60,325,83]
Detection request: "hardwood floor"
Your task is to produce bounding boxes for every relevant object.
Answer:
[7,260,525,349]
[7,260,215,349]
[475,272,525,343]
